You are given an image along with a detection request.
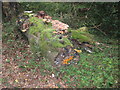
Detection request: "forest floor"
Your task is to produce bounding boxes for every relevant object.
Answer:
[2,22,67,88]
[1,21,119,88]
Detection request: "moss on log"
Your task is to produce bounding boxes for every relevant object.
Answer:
[25,17,73,63]
[17,11,94,66]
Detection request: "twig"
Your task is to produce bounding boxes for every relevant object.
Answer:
[86,1,107,36]
[94,24,107,36]
[90,23,102,29]
[89,21,107,36]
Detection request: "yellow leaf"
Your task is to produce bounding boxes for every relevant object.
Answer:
[74,49,82,53]
[15,79,19,83]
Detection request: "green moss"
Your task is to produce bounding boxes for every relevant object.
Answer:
[28,16,73,49]
[38,28,56,56]
[28,17,53,36]
[40,28,55,40]
[28,17,93,61]
[48,34,72,48]
[29,17,46,35]
[28,16,73,60]
[39,41,49,54]
[71,29,94,43]
[77,27,88,32]
[39,28,73,48]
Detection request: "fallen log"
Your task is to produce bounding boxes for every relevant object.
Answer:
[17,11,94,67]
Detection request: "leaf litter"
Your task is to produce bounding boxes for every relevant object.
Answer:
[2,26,67,88]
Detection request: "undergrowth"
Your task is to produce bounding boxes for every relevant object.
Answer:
[32,32,118,88]
[2,21,119,88]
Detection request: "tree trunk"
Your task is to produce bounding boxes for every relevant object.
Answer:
[2,2,20,22]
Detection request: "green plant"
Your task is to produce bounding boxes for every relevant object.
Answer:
[55,36,118,88]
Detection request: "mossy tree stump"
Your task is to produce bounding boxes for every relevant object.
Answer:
[22,17,73,65]
[17,11,94,66]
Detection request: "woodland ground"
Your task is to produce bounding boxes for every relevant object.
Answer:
[1,21,119,88]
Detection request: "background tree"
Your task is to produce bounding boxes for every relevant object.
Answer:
[2,2,20,22]
[19,2,119,38]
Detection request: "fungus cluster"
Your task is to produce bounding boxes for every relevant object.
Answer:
[36,11,69,34]
[51,20,69,34]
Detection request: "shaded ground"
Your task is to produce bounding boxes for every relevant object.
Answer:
[2,21,119,88]
[2,26,67,88]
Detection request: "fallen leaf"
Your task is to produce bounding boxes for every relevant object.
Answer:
[62,56,74,64]
[15,79,19,83]
[74,49,82,53]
